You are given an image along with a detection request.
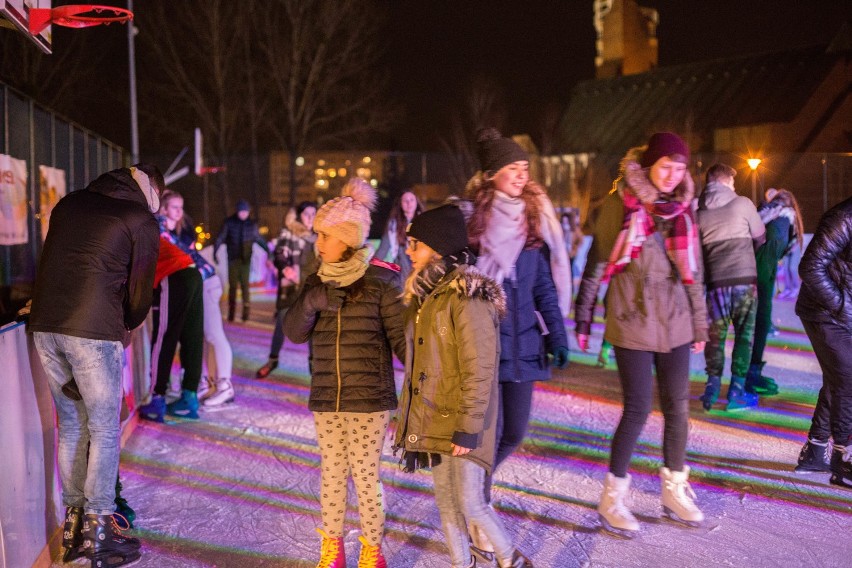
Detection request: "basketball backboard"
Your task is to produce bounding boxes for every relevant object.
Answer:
[0,0,53,54]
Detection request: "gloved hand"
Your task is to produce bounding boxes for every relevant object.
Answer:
[549,345,570,369]
[304,284,346,312]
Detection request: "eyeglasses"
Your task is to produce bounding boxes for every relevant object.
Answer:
[406,237,420,251]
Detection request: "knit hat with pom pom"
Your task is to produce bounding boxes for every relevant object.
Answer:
[476,127,529,174]
[313,178,377,248]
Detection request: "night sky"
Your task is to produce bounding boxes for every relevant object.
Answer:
[25,0,851,153]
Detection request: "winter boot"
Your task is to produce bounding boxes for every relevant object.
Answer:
[138,394,165,423]
[357,535,386,568]
[745,361,779,396]
[256,358,279,379]
[725,376,758,411]
[795,438,833,473]
[699,375,722,411]
[830,445,852,489]
[82,513,141,568]
[113,476,135,529]
[597,472,639,537]
[197,376,214,402]
[242,304,251,322]
[501,550,533,568]
[468,519,495,564]
[660,466,704,527]
[202,378,235,407]
[61,506,85,562]
[166,390,199,419]
[227,301,236,322]
[315,528,345,568]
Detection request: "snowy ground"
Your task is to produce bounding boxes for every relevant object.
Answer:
[56,290,852,567]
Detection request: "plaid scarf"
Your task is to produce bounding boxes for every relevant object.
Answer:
[603,191,699,284]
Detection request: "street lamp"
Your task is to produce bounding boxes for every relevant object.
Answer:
[747,158,762,204]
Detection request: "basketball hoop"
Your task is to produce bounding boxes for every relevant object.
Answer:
[29,4,133,34]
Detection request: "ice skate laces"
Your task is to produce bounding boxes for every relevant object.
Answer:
[111,513,132,535]
[603,485,634,517]
[665,477,698,509]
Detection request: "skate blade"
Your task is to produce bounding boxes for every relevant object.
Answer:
[597,514,637,539]
[793,466,831,474]
[662,507,702,528]
[470,544,495,564]
[91,549,141,568]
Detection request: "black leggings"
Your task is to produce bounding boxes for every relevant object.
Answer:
[484,381,535,501]
[610,343,691,477]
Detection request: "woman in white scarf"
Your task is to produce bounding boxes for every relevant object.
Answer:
[463,128,571,557]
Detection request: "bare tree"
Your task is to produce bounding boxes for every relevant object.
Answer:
[137,0,257,212]
[440,75,508,193]
[0,29,101,116]
[254,0,400,206]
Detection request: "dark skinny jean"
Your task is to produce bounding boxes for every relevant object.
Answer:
[610,343,691,477]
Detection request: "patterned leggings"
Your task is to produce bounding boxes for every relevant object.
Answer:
[313,411,390,546]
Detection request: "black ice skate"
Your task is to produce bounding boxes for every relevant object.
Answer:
[82,513,141,568]
[830,447,852,489]
[61,506,85,562]
[795,439,832,474]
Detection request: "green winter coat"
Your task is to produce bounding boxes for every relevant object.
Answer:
[574,148,708,352]
[394,264,507,474]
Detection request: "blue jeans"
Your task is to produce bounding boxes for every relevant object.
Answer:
[432,456,514,568]
[34,332,124,515]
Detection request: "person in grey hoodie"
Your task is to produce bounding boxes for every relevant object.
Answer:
[696,163,765,411]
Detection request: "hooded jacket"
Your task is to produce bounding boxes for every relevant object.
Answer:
[574,147,708,352]
[214,213,269,261]
[273,209,318,311]
[394,264,507,474]
[29,168,160,341]
[796,196,852,331]
[696,181,765,288]
[283,261,406,413]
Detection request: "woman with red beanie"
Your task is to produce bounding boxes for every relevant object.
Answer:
[574,132,708,536]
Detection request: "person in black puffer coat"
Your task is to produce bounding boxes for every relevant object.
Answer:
[283,178,405,567]
[213,199,269,322]
[794,196,852,485]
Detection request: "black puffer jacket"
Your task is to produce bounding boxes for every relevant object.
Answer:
[795,196,852,331]
[214,214,269,260]
[283,261,406,412]
[29,168,160,341]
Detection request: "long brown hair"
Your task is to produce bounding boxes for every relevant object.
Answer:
[465,173,545,252]
[386,190,424,247]
[774,189,804,249]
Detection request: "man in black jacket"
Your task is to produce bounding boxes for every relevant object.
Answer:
[794,196,852,486]
[213,199,269,322]
[29,164,162,566]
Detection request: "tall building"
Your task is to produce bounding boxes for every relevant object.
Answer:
[594,0,659,78]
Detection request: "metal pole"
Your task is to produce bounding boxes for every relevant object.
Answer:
[203,174,210,230]
[127,0,139,163]
[751,171,757,205]
[822,153,828,213]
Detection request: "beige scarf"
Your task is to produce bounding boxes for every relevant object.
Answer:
[317,247,371,287]
[476,191,573,317]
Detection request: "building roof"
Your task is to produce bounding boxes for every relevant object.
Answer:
[559,45,840,154]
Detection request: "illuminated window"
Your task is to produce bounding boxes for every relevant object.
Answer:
[338,168,347,176]
[356,167,371,179]
[362,156,372,164]
[318,159,326,166]
[315,179,328,188]
[370,178,378,188]
[328,169,337,178]
[315,168,325,176]
[295,156,305,167]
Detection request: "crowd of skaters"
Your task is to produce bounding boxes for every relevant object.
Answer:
[21,127,852,568]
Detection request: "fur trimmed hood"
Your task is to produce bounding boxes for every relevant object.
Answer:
[435,264,507,319]
[619,145,694,205]
[283,207,313,240]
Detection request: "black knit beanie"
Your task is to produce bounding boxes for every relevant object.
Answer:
[296,200,317,217]
[406,204,468,257]
[476,127,529,174]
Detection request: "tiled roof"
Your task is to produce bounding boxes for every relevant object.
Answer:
[559,45,838,154]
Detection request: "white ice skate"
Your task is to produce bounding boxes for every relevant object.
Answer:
[597,472,640,538]
[202,378,235,407]
[197,376,214,402]
[660,466,704,528]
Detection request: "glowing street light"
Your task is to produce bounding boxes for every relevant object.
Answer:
[747,158,762,204]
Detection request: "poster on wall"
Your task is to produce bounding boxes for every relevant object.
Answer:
[0,154,28,245]
[39,165,67,242]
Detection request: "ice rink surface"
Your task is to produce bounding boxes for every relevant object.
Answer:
[59,290,851,567]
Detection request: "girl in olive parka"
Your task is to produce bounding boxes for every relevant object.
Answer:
[394,205,532,568]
